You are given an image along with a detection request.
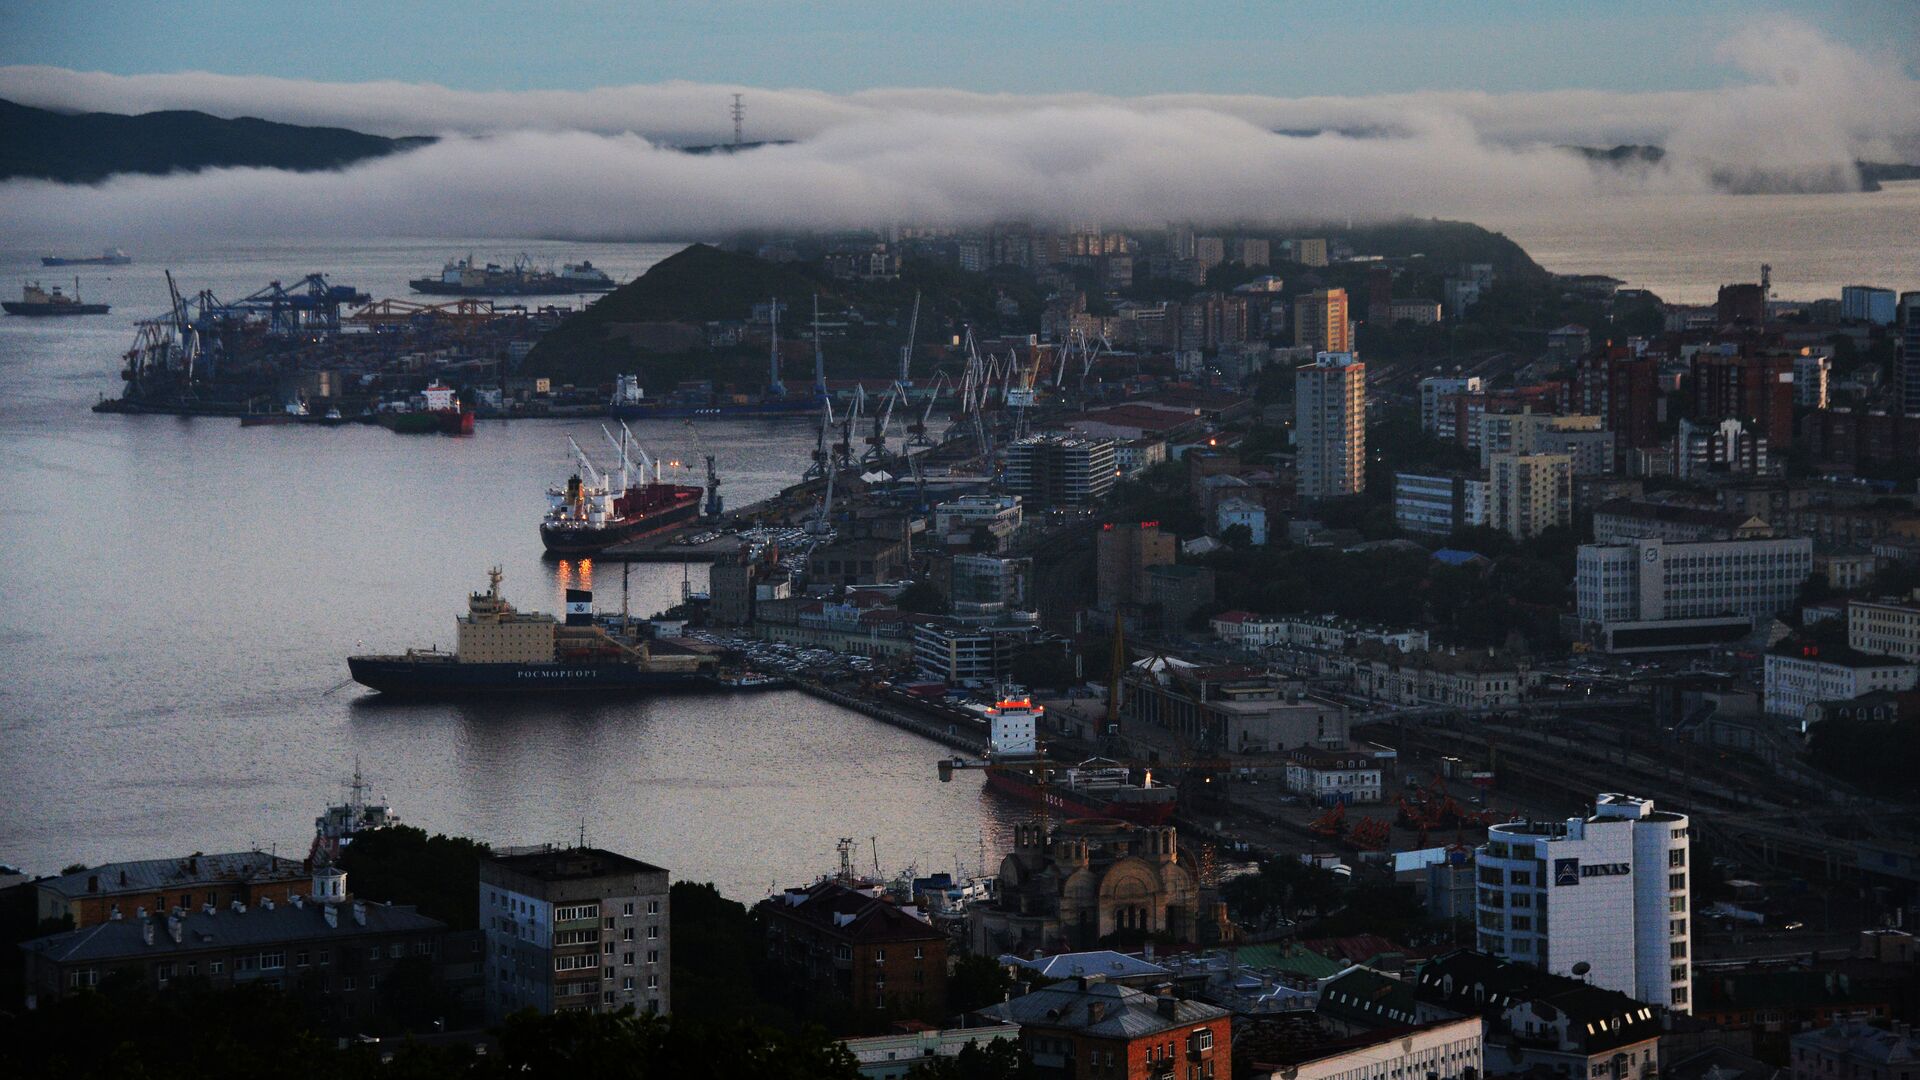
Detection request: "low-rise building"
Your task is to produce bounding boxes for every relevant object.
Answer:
[983,976,1232,1080]
[1761,645,1917,729]
[1284,747,1384,805]
[1123,663,1349,755]
[22,864,445,1020]
[1848,595,1920,662]
[479,845,671,1021]
[843,1023,1022,1080]
[1246,1015,1484,1080]
[35,851,310,930]
[758,880,949,1034]
[1789,1021,1919,1080]
[1413,950,1664,1077]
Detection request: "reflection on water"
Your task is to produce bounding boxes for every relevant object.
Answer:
[0,238,1018,897]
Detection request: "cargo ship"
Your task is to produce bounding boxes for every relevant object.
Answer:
[347,568,720,695]
[940,696,1177,825]
[542,429,704,555]
[42,248,131,267]
[410,254,618,296]
[4,280,109,316]
[375,382,475,434]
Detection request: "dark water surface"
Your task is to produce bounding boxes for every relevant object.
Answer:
[0,239,1017,896]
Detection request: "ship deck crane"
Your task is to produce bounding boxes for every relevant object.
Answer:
[681,420,723,516]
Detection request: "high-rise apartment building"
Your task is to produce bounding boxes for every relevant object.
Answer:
[480,846,671,1021]
[1002,436,1118,508]
[1096,520,1176,611]
[1692,351,1794,444]
[1487,453,1573,539]
[1571,347,1661,451]
[1295,352,1366,500]
[1840,285,1897,325]
[1476,793,1693,1011]
[1900,293,1920,416]
[1293,288,1352,353]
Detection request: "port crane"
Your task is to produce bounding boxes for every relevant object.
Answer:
[897,290,920,386]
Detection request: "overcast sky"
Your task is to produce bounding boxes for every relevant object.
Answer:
[2,0,1913,104]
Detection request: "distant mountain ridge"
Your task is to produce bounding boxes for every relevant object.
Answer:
[0,98,434,183]
[1562,142,1920,193]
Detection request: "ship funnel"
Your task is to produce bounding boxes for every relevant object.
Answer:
[565,589,594,626]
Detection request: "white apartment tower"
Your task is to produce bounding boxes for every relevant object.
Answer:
[1476,793,1693,1012]
[1296,352,1366,500]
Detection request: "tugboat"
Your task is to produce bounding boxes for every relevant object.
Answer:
[938,693,1178,825]
[4,280,109,316]
[347,567,721,695]
[376,382,475,434]
[42,248,131,267]
[540,426,704,556]
[309,764,401,865]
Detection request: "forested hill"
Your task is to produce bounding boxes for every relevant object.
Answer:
[0,98,432,182]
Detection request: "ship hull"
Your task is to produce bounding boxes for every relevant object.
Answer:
[3,302,110,316]
[409,279,616,296]
[982,767,1178,826]
[540,497,701,555]
[379,409,475,435]
[610,396,822,420]
[348,656,714,695]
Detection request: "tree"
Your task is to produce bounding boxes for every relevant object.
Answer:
[947,954,1014,1014]
[907,1037,1031,1079]
[894,580,950,615]
[337,826,489,930]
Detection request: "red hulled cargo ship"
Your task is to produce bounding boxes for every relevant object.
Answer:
[540,430,704,556]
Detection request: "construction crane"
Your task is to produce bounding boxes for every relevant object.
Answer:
[681,420,723,516]
[897,290,920,386]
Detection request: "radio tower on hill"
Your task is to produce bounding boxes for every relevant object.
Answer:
[731,93,744,148]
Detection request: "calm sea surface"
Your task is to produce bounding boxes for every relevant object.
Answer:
[3,188,1913,891]
[0,238,1020,896]
[1481,180,1920,305]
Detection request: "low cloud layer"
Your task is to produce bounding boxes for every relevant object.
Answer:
[1,17,1912,241]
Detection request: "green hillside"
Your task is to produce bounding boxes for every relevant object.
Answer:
[0,98,431,182]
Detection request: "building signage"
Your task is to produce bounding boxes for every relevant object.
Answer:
[1554,857,1631,886]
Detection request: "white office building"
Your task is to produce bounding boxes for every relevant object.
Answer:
[1575,536,1813,652]
[1476,793,1692,1012]
[1761,648,1917,729]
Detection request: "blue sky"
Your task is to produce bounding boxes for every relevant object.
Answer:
[2,0,1911,97]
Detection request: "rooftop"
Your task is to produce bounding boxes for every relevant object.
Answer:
[484,846,667,881]
[37,851,306,900]
[21,900,444,964]
[983,978,1227,1039]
